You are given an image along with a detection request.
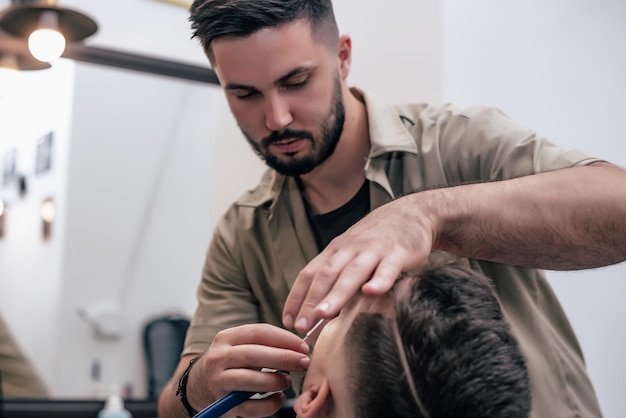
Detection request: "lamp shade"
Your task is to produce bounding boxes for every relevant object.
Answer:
[0,3,97,42]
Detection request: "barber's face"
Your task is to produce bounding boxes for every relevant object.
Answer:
[211,19,347,176]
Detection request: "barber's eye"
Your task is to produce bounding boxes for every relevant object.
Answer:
[284,79,307,90]
[233,91,258,100]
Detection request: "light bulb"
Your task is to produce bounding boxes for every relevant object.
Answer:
[27,10,66,63]
[40,198,56,222]
[28,28,66,62]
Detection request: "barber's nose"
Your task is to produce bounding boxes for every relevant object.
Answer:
[264,95,293,131]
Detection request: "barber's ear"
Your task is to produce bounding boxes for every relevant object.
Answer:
[294,382,332,418]
[336,34,352,80]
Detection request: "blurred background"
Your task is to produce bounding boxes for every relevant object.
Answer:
[0,1,624,417]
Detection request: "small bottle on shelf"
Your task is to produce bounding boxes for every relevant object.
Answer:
[97,384,133,418]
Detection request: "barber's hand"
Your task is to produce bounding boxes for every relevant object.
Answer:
[188,323,311,418]
[283,196,435,333]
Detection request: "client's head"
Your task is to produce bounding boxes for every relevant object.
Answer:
[294,263,531,418]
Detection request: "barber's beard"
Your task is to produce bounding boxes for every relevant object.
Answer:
[242,78,346,177]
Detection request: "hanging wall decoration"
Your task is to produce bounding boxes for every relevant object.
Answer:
[35,131,54,175]
[2,148,17,186]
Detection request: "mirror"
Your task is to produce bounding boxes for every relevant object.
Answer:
[0,57,225,401]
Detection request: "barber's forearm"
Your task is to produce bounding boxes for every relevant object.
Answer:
[428,162,626,270]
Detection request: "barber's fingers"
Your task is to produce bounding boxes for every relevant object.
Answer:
[281,268,314,330]
[283,247,357,331]
[201,326,310,404]
[306,251,381,321]
[361,249,413,295]
[214,323,309,353]
[206,326,311,383]
[283,246,382,333]
[216,343,311,373]
[311,249,409,320]
[199,332,310,414]
[219,366,293,394]
[284,244,429,333]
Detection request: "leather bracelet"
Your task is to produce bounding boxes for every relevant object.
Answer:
[176,355,200,417]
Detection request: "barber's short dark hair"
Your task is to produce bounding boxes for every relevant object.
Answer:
[189,0,339,63]
[348,264,531,418]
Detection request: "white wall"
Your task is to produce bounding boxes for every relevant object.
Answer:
[60,0,208,67]
[334,0,442,104]
[441,2,626,417]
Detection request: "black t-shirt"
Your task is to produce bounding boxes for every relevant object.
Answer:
[304,180,370,251]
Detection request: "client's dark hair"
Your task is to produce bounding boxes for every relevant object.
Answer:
[189,0,339,63]
[347,264,531,418]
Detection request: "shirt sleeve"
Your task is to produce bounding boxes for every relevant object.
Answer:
[421,105,603,183]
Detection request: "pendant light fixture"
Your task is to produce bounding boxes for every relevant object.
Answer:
[0,0,97,63]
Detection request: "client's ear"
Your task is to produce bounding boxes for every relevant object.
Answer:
[294,381,332,418]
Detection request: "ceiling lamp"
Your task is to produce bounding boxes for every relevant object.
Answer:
[0,0,97,63]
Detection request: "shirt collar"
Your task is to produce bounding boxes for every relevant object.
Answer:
[351,87,419,158]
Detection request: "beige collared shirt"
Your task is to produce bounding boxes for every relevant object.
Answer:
[185,88,603,417]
